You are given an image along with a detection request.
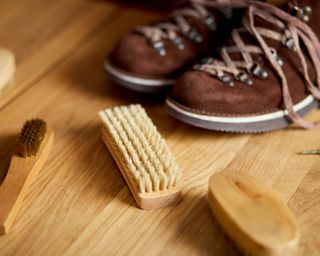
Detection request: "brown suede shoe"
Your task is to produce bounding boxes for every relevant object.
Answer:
[167,0,320,132]
[105,0,241,93]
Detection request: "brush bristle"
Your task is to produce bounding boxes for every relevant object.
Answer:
[99,104,181,194]
[16,119,47,158]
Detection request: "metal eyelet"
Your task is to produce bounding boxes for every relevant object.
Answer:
[236,72,253,85]
[151,40,166,56]
[290,5,312,23]
[270,48,284,66]
[193,64,203,70]
[250,63,268,79]
[186,27,203,43]
[172,36,185,50]
[204,15,217,31]
[201,57,214,65]
[218,75,235,86]
[303,6,312,16]
[284,37,296,52]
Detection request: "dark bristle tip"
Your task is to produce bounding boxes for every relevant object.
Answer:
[16,119,47,158]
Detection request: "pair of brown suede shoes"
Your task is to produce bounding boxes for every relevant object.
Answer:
[105,0,320,133]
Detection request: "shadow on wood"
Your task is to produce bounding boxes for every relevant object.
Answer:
[173,193,240,255]
[0,133,16,186]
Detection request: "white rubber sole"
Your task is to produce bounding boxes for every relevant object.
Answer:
[104,61,175,93]
[166,95,319,133]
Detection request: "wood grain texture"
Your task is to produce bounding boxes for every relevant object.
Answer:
[208,172,299,256]
[0,0,319,255]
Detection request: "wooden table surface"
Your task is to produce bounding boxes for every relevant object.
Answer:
[0,0,319,255]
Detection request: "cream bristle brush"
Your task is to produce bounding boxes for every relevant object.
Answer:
[99,104,181,210]
[0,119,54,235]
[208,171,299,256]
[0,48,15,91]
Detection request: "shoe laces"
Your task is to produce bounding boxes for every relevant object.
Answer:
[194,0,320,129]
[135,0,232,56]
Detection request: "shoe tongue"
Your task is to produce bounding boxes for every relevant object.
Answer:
[162,5,230,46]
[221,12,284,62]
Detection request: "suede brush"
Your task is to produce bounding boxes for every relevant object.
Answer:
[208,171,299,256]
[99,104,182,210]
[0,119,54,235]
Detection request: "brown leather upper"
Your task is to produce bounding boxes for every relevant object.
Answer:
[170,0,319,116]
[109,18,209,79]
[108,5,236,79]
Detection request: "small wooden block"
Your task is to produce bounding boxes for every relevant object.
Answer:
[208,171,299,256]
[0,48,15,91]
[0,128,54,235]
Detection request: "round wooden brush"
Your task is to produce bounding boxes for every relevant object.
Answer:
[0,48,15,91]
[208,171,299,256]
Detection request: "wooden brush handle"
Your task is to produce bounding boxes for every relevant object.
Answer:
[0,128,54,235]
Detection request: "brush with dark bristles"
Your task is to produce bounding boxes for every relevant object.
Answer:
[16,119,47,157]
[0,119,54,235]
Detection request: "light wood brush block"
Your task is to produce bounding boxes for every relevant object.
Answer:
[99,104,182,210]
[208,171,299,256]
[0,48,15,91]
[0,128,54,235]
